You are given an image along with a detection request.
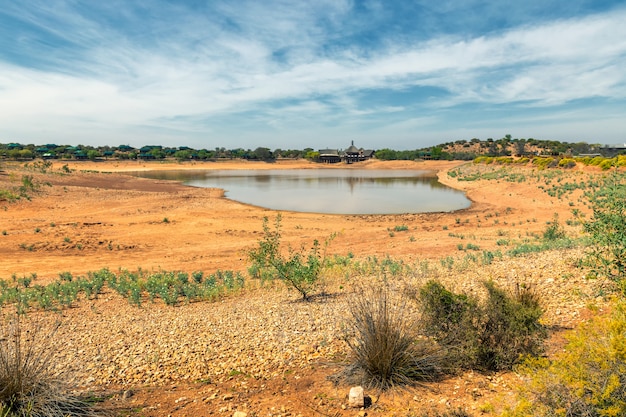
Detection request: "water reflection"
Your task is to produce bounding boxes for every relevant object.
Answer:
[130,169,470,214]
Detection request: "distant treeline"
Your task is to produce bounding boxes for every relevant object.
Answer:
[0,135,619,162]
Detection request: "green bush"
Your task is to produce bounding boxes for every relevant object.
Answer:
[557,158,576,168]
[248,214,332,300]
[505,301,626,417]
[583,174,626,285]
[418,281,480,370]
[418,280,546,371]
[543,214,566,241]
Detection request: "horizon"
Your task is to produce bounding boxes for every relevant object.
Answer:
[1,1,625,149]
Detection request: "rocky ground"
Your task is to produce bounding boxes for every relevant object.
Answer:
[0,159,615,416]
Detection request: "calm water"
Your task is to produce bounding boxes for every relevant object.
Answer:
[131,169,471,215]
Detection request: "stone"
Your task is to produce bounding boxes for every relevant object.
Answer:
[233,412,248,417]
[348,386,364,408]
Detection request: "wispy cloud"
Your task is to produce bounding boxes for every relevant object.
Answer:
[0,1,625,148]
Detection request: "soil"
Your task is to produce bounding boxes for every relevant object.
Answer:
[0,158,611,416]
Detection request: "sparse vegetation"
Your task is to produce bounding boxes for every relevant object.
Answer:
[583,173,626,286]
[0,268,244,311]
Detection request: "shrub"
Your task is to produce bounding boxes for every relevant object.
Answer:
[542,214,566,241]
[558,158,576,168]
[478,281,546,371]
[418,280,546,372]
[505,301,626,417]
[0,312,98,416]
[342,284,442,390]
[584,174,626,285]
[418,281,480,370]
[248,214,333,300]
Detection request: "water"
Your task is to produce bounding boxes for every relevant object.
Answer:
[130,169,471,215]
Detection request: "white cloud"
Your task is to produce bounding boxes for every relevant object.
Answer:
[1,2,626,147]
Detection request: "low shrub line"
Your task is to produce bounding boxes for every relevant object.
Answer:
[0,267,245,311]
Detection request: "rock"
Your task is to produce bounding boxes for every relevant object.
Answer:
[122,390,133,400]
[233,412,248,417]
[348,386,364,408]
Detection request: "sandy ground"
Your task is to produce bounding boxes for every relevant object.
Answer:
[0,158,579,282]
[0,158,604,416]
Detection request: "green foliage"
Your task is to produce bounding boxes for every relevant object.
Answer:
[248,214,332,300]
[418,280,546,372]
[0,267,243,311]
[557,158,576,168]
[583,174,626,285]
[418,281,480,370]
[543,214,566,241]
[505,301,626,417]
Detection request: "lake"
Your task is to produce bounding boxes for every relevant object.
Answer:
[130,169,471,215]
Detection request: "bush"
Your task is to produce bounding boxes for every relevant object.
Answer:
[0,312,98,416]
[543,214,566,241]
[418,280,546,371]
[558,158,576,168]
[505,301,626,417]
[342,284,442,390]
[584,174,626,285]
[248,214,333,300]
[418,281,480,370]
[478,281,546,371]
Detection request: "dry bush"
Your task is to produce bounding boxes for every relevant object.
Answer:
[341,283,442,390]
[0,311,99,417]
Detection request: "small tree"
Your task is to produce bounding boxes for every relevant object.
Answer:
[584,173,626,286]
[248,214,331,300]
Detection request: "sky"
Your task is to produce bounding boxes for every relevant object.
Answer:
[1,1,625,151]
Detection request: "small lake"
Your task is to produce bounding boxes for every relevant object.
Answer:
[130,169,471,215]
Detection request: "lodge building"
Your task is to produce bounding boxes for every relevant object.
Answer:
[318,141,375,164]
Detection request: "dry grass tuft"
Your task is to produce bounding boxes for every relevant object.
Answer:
[340,283,442,390]
[0,311,101,417]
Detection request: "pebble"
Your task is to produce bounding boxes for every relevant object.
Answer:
[39,247,605,398]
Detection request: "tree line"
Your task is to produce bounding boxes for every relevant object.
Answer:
[0,135,610,162]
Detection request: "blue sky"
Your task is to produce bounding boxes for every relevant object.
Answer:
[1,1,625,150]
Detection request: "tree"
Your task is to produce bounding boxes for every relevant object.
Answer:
[86,150,100,161]
[251,147,273,161]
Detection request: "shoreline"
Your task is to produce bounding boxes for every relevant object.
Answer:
[51,157,467,173]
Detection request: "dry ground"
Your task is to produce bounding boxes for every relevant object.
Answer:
[0,158,612,416]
